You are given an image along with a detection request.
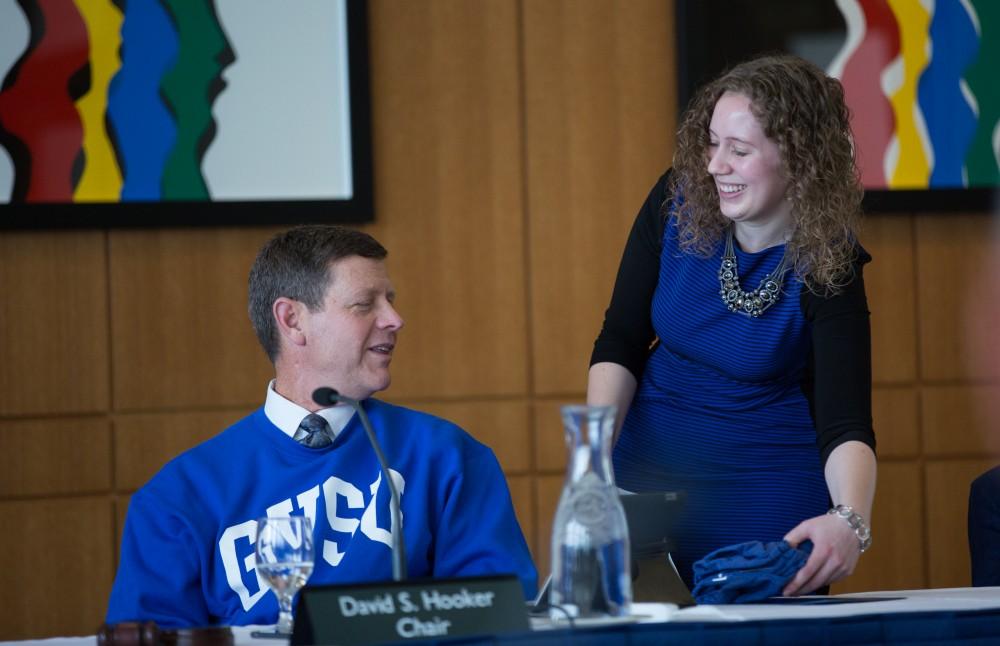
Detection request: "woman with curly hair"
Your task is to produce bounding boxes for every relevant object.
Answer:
[588,54,875,596]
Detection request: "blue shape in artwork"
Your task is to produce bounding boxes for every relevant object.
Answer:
[107,0,178,201]
[917,0,980,187]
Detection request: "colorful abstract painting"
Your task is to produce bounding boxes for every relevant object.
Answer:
[830,0,998,190]
[0,0,373,226]
[677,0,999,210]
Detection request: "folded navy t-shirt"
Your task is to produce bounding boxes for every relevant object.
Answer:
[692,540,814,604]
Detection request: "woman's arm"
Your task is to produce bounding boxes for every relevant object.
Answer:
[588,173,670,438]
[782,440,876,595]
[587,362,638,442]
[783,256,877,595]
[825,440,877,520]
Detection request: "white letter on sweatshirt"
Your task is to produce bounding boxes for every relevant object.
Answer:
[322,476,364,566]
[360,469,406,549]
[219,519,267,610]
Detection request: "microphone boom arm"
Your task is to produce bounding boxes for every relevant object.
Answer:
[313,387,407,581]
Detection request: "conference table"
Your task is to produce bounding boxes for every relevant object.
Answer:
[7,586,1000,645]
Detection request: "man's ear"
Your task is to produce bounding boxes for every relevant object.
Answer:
[273,297,308,347]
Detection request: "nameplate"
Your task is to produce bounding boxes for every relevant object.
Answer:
[290,575,529,645]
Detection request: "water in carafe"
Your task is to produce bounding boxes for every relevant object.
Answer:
[549,405,632,619]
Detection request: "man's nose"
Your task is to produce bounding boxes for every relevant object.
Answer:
[380,302,404,330]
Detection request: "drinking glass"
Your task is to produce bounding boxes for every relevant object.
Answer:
[255,516,315,634]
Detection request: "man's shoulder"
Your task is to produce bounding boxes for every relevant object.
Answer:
[366,399,491,455]
[139,408,266,492]
[972,466,1000,498]
[173,407,263,456]
[367,399,464,434]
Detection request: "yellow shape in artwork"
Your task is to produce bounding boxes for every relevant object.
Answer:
[886,0,932,189]
[74,0,124,202]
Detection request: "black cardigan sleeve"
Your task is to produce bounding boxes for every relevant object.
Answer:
[589,172,670,380]
[800,250,877,466]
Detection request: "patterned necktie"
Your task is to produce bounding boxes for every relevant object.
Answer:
[293,413,334,448]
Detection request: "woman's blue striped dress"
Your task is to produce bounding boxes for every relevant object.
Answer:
[613,214,829,588]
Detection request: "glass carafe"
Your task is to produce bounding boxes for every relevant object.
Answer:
[549,405,632,619]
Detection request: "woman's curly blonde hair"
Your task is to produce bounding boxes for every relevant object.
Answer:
[670,54,863,293]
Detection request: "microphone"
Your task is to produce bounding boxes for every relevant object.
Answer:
[312,387,407,581]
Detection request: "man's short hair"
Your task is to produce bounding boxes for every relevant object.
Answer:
[248,224,387,362]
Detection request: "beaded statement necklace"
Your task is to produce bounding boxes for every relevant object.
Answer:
[717,227,790,318]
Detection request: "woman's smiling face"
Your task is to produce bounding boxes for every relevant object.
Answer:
[707,91,791,230]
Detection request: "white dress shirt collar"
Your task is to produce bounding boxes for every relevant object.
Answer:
[263,380,354,439]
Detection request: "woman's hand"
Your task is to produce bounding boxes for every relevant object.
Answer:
[781,513,861,596]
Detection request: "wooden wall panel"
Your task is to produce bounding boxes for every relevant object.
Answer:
[925,459,995,588]
[533,399,575,472]
[507,476,537,565]
[0,498,114,640]
[534,474,564,579]
[962,225,1000,388]
[524,0,675,395]
[0,231,109,415]
[922,385,1000,456]
[114,495,130,566]
[366,0,528,399]
[915,214,995,381]
[862,215,917,384]
[872,387,920,458]
[832,461,924,593]
[114,409,254,491]
[109,228,277,411]
[0,417,111,497]
[407,400,532,474]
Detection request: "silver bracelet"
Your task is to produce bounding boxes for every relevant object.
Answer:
[828,504,872,553]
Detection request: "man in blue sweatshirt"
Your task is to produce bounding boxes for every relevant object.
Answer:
[107,225,537,627]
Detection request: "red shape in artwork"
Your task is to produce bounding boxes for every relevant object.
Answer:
[840,0,900,188]
[0,0,89,202]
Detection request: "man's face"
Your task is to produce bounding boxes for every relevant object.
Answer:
[300,256,404,400]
